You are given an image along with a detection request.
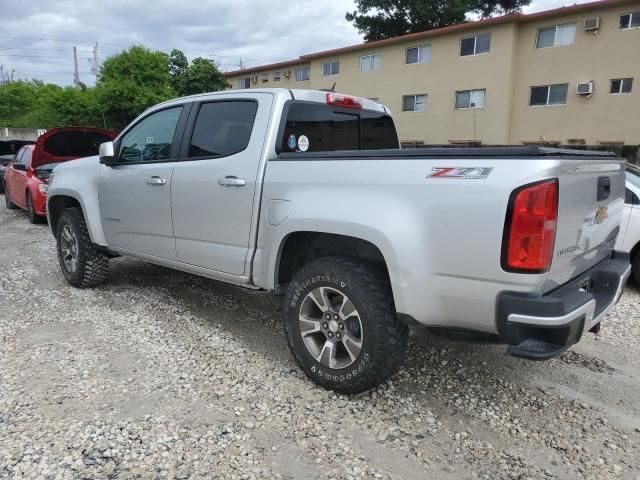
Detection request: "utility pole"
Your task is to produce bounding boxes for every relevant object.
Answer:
[91,42,100,80]
[239,57,244,70]
[73,46,80,88]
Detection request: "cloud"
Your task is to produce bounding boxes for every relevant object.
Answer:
[0,0,360,86]
[0,0,594,87]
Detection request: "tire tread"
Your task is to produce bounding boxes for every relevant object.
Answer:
[284,256,409,394]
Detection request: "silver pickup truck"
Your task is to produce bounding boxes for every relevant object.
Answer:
[46,88,631,393]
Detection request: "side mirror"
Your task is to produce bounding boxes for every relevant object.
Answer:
[99,141,116,165]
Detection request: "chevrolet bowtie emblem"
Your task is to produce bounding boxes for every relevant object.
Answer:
[595,206,608,224]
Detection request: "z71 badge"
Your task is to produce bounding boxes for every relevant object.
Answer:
[427,167,494,179]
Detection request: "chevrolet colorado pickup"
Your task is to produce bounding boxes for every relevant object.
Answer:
[46,88,631,393]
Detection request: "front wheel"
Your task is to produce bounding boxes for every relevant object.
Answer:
[632,252,640,285]
[284,256,409,394]
[26,191,45,224]
[56,207,109,288]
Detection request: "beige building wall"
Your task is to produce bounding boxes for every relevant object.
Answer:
[509,4,640,144]
[225,0,640,145]
[227,63,310,90]
[307,23,519,144]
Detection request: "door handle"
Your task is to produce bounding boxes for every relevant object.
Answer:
[146,176,166,185]
[218,176,246,187]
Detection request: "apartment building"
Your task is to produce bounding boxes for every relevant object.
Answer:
[225,0,640,146]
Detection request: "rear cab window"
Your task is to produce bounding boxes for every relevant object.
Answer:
[280,102,398,153]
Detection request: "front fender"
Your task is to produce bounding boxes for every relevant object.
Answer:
[46,156,107,246]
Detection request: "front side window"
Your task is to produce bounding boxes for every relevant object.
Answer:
[295,67,310,82]
[238,77,251,89]
[529,84,568,106]
[460,33,491,56]
[322,61,339,76]
[619,12,640,29]
[402,94,427,112]
[280,102,398,152]
[360,53,381,72]
[406,45,431,64]
[119,107,182,163]
[536,23,576,48]
[188,101,258,158]
[610,78,634,94]
[455,89,486,108]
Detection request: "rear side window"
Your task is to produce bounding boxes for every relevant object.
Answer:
[281,102,398,152]
[188,101,258,158]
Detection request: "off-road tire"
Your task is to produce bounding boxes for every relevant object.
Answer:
[632,252,640,285]
[56,207,109,288]
[284,256,409,394]
[4,185,18,209]
[26,191,45,224]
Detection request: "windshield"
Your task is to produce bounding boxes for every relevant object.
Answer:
[627,164,640,190]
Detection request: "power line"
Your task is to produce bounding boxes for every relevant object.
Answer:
[0,56,92,61]
[0,46,90,53]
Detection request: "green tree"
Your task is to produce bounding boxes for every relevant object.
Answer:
[97,45,175,130]
[0,80,60,128]
[168,50,230,97]
[181,57,230,96]
[346,0,531,41]
[168,49,189,94]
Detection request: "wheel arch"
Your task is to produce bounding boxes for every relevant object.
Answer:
[274,231,394,299]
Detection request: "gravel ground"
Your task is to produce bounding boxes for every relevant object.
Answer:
[1,197,640,480]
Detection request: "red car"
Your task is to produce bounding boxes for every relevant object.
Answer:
[4,127,116,223]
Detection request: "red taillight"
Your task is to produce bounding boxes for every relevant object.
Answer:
[503,179,558,272]
[326,93,362,109]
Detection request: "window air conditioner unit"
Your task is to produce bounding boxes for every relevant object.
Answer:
[576,81,594,95]
[250,75,258,84]
[283,70,291,78]
[583,17,600,31]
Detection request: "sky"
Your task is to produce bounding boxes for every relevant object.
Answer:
[0,0,595,87]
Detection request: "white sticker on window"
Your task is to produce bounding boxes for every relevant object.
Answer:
[298,135,309,152]
[146,136,154,144]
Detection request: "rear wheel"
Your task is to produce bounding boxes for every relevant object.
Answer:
[56,207,109,288]
[632,252,640,285]
[26,191,45,224]
[284,256,409,394]
[4,185,18,209]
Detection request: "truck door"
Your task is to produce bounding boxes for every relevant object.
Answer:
[99,105,187,260]
[171,93,273,276]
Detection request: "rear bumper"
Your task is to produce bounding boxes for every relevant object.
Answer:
[497,252,631,360]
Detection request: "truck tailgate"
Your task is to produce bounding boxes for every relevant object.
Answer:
[545,157,626,291]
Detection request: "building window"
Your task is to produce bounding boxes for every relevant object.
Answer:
[536,23,576,48]
[610,78,633,94]
[619,12,640,29]
[405,45,431,64]
[294,67,310,82]
[402,94,427,112]
[273,71,281,81]
[238,77,251,89]
[360,53,381,72]
[455,89,486,108]
[460,33,491,56]
[322,60,340,76]
[261,73,268,83]
[529,84,569,106]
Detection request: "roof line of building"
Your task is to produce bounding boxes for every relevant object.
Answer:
[224,0,635,77]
